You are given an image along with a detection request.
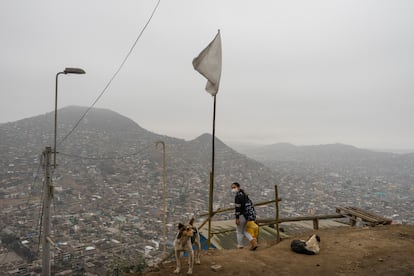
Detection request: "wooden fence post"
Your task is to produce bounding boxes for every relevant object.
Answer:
[275,185,280,242]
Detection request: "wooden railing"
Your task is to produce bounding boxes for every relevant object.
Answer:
[336,206,392,226]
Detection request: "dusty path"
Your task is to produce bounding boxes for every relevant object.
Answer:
[144,224,414,275]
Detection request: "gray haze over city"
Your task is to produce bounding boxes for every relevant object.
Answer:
[1,0,414,151]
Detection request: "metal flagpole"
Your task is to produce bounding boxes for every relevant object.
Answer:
[208,95,217,248]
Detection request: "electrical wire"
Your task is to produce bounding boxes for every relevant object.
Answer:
[24,153,44,253]
[24,153,43,209]
[37,152,47,253]
[19,0,163,259]
[58,0,161,147]
[51,195,59,239]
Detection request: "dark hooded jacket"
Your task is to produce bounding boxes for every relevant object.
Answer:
[234,189,256,221]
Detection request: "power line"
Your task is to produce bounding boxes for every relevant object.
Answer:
[58,0,162,147]
[37,158,46,254]
[24,153,43,209]
[23,1,163,261]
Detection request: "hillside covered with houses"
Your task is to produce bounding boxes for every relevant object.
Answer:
[1,106,413,274]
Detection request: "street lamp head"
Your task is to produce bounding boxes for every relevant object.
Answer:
[54,66,85,168]
[64,67,86,74]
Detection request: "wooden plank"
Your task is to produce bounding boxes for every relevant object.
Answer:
[348,207,391,224]
[348,207,392,224]
[346,208,377,222]
[336,207,375,225]
[335,206,392,226]
[257,214,344,224]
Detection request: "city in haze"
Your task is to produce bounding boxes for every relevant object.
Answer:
[1,106,413,274]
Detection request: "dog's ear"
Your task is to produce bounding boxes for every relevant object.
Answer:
[189,217,194,226]
[178,223,184,230]
[315,235,321,242]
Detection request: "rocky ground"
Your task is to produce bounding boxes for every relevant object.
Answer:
[144,224,414,276]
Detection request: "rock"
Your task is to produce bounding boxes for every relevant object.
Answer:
[211,264,223,272]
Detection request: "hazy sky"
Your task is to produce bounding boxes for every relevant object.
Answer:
[1,0,414,150]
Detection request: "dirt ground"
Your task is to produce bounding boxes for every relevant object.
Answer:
[144,224,414,276]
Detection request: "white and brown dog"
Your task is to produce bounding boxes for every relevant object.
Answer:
[290,234,321,255]
[173,217,201,274]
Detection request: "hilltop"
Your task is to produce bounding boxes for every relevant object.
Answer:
[0,106,278,206]
[145,224,414,275]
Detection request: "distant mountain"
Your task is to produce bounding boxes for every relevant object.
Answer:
[3,106,412,221]
[0,106,152,151]
[241,142,414,188]
[242,142,392,162]
[0,106,278,207]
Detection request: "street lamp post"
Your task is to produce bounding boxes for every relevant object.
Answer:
[42,67,85,275]
[54,67,85,168]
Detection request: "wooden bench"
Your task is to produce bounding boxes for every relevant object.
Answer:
[335,206,392,226]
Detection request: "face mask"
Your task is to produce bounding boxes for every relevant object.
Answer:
[231,188,238,194]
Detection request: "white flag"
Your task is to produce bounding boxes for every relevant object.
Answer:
[192,30,222,96]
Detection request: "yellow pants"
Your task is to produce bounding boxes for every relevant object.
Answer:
[246,221,259,239]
